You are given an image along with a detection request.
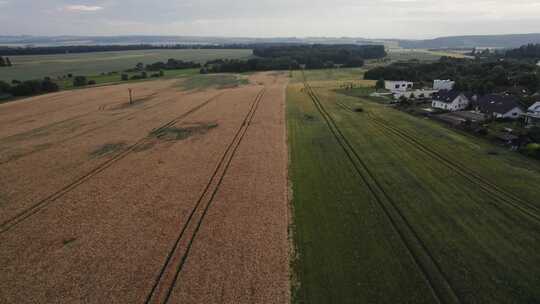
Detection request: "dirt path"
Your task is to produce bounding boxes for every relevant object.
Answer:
[0,73,290,304]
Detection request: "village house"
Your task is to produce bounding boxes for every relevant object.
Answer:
[431,90,470,111]
[528,101,540,115]
[393,89,438,101]
[385,80,413,92]
[433,79,455,91]
[523,101,540,127]
[475,94,525,119]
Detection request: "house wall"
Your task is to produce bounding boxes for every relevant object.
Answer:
[525,114,540,126]
[385,81,413,92]
[432,95,470,111]
[394,90,437,100]
[433,80,455,91]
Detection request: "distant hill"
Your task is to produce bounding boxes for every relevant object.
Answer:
[3,34,540,50]
[397,33,540,49]
[0,35,381,47]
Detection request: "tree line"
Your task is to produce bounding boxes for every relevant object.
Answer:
[204,45,386,73]
[202,58,300,73]
[365,56,540,95]
[0,56,12,67]
[505,44,540,60]
[0,44,254,56]
[0,78,59,97]
[143,59,201,71]
[253,44,386,68]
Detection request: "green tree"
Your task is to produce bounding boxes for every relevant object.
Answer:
[0,81,10,93]
[398,95,409,105]
[0,56,5,67]
[376,78,385,90]
[73,76,88,87]
[42,77,59,92]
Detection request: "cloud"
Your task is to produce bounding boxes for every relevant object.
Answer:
[62,5,103,12]
[2,0,540,38]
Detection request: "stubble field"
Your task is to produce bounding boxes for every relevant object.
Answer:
[0,72,289,304]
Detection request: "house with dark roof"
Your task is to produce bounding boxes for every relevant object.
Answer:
[475,94,525,119]
[528,102,540,115]
[431,90,470,111]
[524,101,540,126]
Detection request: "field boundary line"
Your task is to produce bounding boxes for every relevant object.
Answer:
[0,93,224,234]
[144,88,266,304]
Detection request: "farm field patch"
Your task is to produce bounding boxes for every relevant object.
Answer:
[288,70,540,303]
[0,49,252,81]
[0,72,289,303]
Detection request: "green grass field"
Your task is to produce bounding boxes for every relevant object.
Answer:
[177,73,249,91]
[288,70,540,303]
[0,49,252,82]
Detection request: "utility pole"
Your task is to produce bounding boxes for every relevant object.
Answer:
[128,89,133,104]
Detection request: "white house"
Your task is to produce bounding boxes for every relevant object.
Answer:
[476,94,525,119]
[431,90,470,111]
[433,80,455,91]
[385,81,413,92]
[393,89,438,101]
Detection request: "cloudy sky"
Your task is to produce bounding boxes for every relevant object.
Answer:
[1,0,540,39]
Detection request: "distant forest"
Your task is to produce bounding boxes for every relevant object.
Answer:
[505,44,540,60]
[254,44,386,67]
[205,44,387,73]
[365,57,540,95]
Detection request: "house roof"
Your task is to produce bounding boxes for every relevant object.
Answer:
[432,90,465,103]
[477,94,524,114]
[528,102,540,113]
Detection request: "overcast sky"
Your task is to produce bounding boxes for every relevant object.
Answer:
[2,0,540,39]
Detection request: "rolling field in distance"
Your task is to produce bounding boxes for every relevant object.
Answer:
[288,69,540,303]
[386,48,473,62]
[0,49,253,81]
